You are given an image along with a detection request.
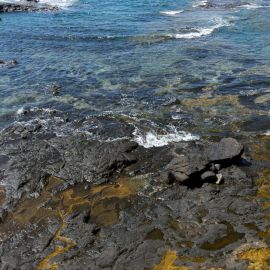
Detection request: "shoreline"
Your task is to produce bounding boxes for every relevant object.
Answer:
[0,117,269,269]
[1,1,270,269]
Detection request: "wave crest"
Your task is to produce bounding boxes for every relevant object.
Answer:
[160,10,184,16]
[169,18,230,39]
[133,127,199,148]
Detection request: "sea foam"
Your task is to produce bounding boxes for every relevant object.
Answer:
[239,4,269,10]
[132,127,199,148]
[38,0,77,8]
[192,0,209,8]
[169,18,230,39]
[160,10,184,16]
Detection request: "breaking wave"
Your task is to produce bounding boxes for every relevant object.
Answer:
[169,18,230,39]
[38,0,77,7]
[192,0,210,8]
[132,127,199,148]
[160,10,184,16]
[239,4,269,10]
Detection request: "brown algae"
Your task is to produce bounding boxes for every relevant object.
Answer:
[152,250,209,270]
[0,186,5,206]
[237,169,270,269]
[200,222,244,251]
[237,138,270,269]
[1,175,144,270]
[152,250,189,270]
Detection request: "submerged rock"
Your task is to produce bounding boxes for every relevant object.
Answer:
[0,59,18,68]
[50,83,61,96]
[254,93,270,104]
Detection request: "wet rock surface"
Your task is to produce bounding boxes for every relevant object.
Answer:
[0,59,18,68]
[0,118,269,270]
[0,3,58,13]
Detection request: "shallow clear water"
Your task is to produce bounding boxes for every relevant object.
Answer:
[1,0,270,144]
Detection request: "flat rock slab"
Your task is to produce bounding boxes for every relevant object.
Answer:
[0,134,138,212]
[206,137,244,164]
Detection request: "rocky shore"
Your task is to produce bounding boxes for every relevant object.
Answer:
[0,2,58,13]
[0,116,269,270]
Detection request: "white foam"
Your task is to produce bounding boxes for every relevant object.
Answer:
[160,10,184,16]
[264,131,270,136]
[16,107,26,115]
[170,18,230,39]
[133,127,199,148]
[38,0,77,8]
[239,4,265,9]
[0,0,77,8]
[16,107,57,115]
[192,0,209,8]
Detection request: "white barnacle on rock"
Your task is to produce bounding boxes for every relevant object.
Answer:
[216,173,223,185]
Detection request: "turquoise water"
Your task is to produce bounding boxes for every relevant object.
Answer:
[1,0,270,141]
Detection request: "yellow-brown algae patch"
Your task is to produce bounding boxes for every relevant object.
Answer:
[255,169,270,242]
[178,256,206,263]
[251,136,270,162]
[200,222,244,251]
[256,170,270,200]
[152,250,189,270]
[89,177,145,226]
[90,198,119,226]
[199,268,224,270]
[1,176,145,270]
[238,247,270,270]
[35,176,144,269]
[236,167,270,268]
[36,211,76,270]
[145,228,164,240]
[182,95,242,108]
[11,176,64,225]
[90,177,142,200]
[0,186,6,206]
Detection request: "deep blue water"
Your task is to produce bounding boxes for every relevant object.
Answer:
[1,0,270,143]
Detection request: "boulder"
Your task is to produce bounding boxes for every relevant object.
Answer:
[164,138,244,186]
[206,138,244,165]
[165,152,208,185]
[201,171,217,182]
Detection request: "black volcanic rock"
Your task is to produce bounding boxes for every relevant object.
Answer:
[163,138,244,186]
[0,59,18,68]
[0,119,266,270]
[0,3,58,13]
[206,137,244,164]
[0,132,138,212]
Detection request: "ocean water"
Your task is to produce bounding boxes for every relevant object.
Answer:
[1,0,270,146]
